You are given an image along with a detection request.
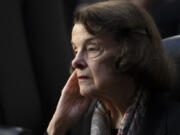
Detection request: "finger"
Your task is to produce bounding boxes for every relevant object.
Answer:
[62,70,79,93]
[67,70,78,86]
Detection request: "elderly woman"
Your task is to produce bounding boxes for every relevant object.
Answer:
[46,1,180,135]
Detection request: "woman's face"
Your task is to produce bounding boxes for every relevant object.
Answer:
[71,23,125,98]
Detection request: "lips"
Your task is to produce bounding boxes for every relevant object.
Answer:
[78,76,89,79]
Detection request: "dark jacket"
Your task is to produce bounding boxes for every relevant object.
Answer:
[69,98,180,135]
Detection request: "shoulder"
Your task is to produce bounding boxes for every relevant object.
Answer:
[165,102,180,134]
[147,100,180,134]
[149,98,180,122]
[140,96,180,135]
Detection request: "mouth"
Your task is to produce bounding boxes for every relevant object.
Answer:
[78,76,90,80]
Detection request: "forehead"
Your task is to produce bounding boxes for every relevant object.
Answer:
[71,24,94,46]
[72,23,89,36]
[71,24,119,48]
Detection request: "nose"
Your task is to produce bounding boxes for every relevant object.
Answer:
[72,52,87,70]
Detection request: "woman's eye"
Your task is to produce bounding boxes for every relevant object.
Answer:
[86,44,103,58]
[87,45,99,51]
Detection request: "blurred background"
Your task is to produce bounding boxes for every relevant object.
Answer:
[0,0,179,134]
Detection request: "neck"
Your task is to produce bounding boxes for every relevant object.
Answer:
[99,81,139,128]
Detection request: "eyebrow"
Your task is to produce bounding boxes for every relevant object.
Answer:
[71,37,98,48]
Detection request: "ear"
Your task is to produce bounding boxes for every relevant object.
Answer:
[114,46,128,73]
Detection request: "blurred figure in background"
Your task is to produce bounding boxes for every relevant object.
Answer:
[128,0,180,38]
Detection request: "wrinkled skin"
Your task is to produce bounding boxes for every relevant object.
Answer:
[47,24,136,135]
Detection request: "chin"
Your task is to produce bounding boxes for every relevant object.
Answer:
[79,87,96,98]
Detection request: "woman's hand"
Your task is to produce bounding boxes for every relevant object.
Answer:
[47,71,92,135]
